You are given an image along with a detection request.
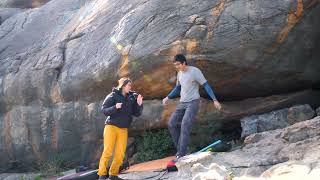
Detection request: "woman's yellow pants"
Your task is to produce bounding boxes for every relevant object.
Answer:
[97,125,128,176]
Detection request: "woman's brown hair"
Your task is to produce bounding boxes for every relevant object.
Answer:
[116,77,132,90]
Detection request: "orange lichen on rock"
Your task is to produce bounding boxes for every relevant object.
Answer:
[4,113,13,156]
[134,61,176,98]
[118,44,132,77]
[276,0,304,44]
[265,0,307,53]
[118,54,129,77]
[186,39,197,53]
[212,1,226,16]
[51,84,62,103]
[207,0,226,41]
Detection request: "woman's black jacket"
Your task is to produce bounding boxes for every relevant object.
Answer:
[101,88,143,128]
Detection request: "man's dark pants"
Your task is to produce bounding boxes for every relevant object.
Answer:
[168,99,200,157]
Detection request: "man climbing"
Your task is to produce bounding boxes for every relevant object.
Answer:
[163,54,221,160]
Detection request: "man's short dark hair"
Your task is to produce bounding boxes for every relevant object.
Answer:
[174,54,187,65]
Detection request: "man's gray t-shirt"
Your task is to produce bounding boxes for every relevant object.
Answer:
[177,66,207,102]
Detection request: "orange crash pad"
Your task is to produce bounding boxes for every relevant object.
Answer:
[123,156,175,173]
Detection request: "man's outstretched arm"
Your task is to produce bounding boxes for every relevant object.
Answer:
[168,85,181,99]
[203,82,217,101]
[202,82,221,110]
[163,85,181,105]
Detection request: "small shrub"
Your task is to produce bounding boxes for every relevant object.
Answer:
[189,121,223,152]
[189,111,242,153]
[134,129,174,163]
[39,154,66,177]
[33,175,41,180]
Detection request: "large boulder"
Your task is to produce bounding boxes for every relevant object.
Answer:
[0,0,320,171]
[0,0,52,8]
[240,104,315,138]
[0,0,319,101]
[174,116,320,179]
[132,90,320,131]
[1,87,318,171]
[0,8,23,25]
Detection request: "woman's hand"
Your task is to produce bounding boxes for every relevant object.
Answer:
[137,94,143,106]
[115,103,122,109]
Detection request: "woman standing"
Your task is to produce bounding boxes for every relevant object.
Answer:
[98,77,143,180]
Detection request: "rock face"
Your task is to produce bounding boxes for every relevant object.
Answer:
[0,0,320,171]
[0,173,39,180]
[316,107,320,116]
[0,8,23,25]
[191,163,229,180]
[240,104,315,138]
[174,116,320,179]
[132,90,320,132]
[0,0,52,8]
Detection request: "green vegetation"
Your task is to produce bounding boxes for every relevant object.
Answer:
[38,154,67,178]
[190,122,226,152]
[134,129,175,163]
[33,175,41,180]
[189,111,242,153]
